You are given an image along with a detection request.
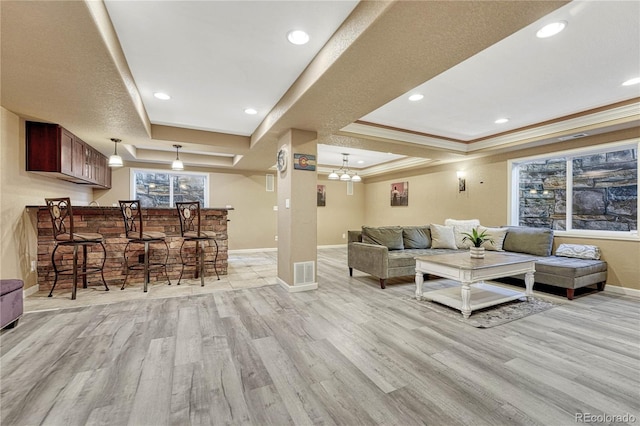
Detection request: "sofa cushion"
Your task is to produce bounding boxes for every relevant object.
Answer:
[402,226,431,249]
[477,226,508,251]
[430,224,457,249]
[445,219,480,249]
[387,248,466,268]
[555,243,601,260]
[503,226,553,257]
[362,226,404,250]
[535,256,608,278]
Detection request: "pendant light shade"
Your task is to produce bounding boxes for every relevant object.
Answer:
[329,153,361,183]
[108,138,123,167]
[172,145,184,171]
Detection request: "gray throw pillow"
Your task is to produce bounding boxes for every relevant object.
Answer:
[402,226,431,249]
[362,226,404,250]
[502,226,553,256]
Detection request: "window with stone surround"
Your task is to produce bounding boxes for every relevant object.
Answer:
[510,142,638,236]
[131,170,208,208]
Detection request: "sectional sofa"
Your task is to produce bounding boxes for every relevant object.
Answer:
[347,223,608,300]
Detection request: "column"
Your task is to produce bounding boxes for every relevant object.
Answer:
[276,129,318,292]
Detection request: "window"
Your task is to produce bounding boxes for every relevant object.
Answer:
[131,169,208,208]
[510,141,638,236]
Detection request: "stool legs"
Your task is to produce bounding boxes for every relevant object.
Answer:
[177,239,219,285]
[72,245,78,300]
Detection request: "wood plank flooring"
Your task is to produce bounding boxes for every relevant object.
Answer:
[1,247,639,425]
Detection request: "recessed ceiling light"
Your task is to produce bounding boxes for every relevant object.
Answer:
[495,118,509,124]
[622,77,640,86]
[357,160,365,164]
[244,108,258,115]
[153,92,171,100]
[408,94,424,101]
[536,21,567,38]
[287,30,309,45]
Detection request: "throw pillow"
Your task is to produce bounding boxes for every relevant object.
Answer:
[444,219,481,249]
[430,224,457,249]
[502,226,554,257]
[555,243,601,260]
[477,226,508,251]
[362,226,404,250]
[452,225,477,249]
[402,226,431,249]
[444,218,481,228]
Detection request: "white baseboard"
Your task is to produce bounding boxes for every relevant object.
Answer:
[276,277,318,292]
[604,285,640,298]
[23,284,39,297]
[229,244,345,255]
[229,247,277,254]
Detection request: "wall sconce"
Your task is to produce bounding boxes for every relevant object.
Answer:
[172,144,184,171]
[457,170,466,192]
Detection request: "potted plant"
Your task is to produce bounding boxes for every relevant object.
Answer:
[461,228,494,259]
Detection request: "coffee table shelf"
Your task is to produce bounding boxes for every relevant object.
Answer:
[415,252,536,318]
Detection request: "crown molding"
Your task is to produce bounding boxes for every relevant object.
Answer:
[340,101,640,153]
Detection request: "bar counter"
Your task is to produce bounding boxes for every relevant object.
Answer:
[26,205,231,291]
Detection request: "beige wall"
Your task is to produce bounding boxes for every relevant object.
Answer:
[317,178,365,245]
[364,160,509,227]
[0,108,92,289]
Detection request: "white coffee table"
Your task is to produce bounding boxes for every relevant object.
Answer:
[415,252,536,318]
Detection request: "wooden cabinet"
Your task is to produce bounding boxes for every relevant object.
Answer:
[26,121,111,188]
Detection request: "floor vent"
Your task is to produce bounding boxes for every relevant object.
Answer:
[294,261,315,285]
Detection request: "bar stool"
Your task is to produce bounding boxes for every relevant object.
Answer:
[119,200,171,292]
[44,197,109,300]
[175,201,220,286]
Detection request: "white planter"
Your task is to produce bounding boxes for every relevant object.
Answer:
[470,246,485,259]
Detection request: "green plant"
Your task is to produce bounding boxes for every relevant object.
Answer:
[461,228,494,248]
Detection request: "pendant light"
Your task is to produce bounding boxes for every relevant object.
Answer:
[172,144,184,171]
[108,138,123,167]
[328,153,361,182]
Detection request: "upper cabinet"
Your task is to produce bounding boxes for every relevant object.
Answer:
[26,121,111,189]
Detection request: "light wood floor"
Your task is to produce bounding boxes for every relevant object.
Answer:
[1,247,639,425]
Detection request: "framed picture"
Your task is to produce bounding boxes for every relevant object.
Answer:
[293,153,316,171]
[390,181,408,206]
[317,185,326,206]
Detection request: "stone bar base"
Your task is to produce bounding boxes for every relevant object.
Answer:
[28,206,229,291]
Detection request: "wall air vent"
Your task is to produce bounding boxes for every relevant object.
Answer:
[293,261,315,285]
[558,133,589,141]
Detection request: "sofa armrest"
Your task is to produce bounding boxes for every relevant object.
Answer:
[348,242,389,279]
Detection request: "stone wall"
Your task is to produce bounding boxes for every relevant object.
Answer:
[34,206,229,291]
[519,148,637,231]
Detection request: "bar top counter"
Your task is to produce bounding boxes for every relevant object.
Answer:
[27,205,231,290]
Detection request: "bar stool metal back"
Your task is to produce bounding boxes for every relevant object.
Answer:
[119,200,171,292]
[175,201,220,286]
[44,197,109,300]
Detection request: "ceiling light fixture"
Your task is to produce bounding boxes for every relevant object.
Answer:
[287,30,309,45]
[172,144,184,171]
[154,92,171,100]
[244,108,258,115]
[408,94,424,101]
[328,153,361,182]
[108,138,123,168]
[494,118,509,124]
[622,77,640,86]
[536,21,567,38]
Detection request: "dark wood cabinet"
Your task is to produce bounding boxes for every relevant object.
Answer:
[26,121,111,188]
